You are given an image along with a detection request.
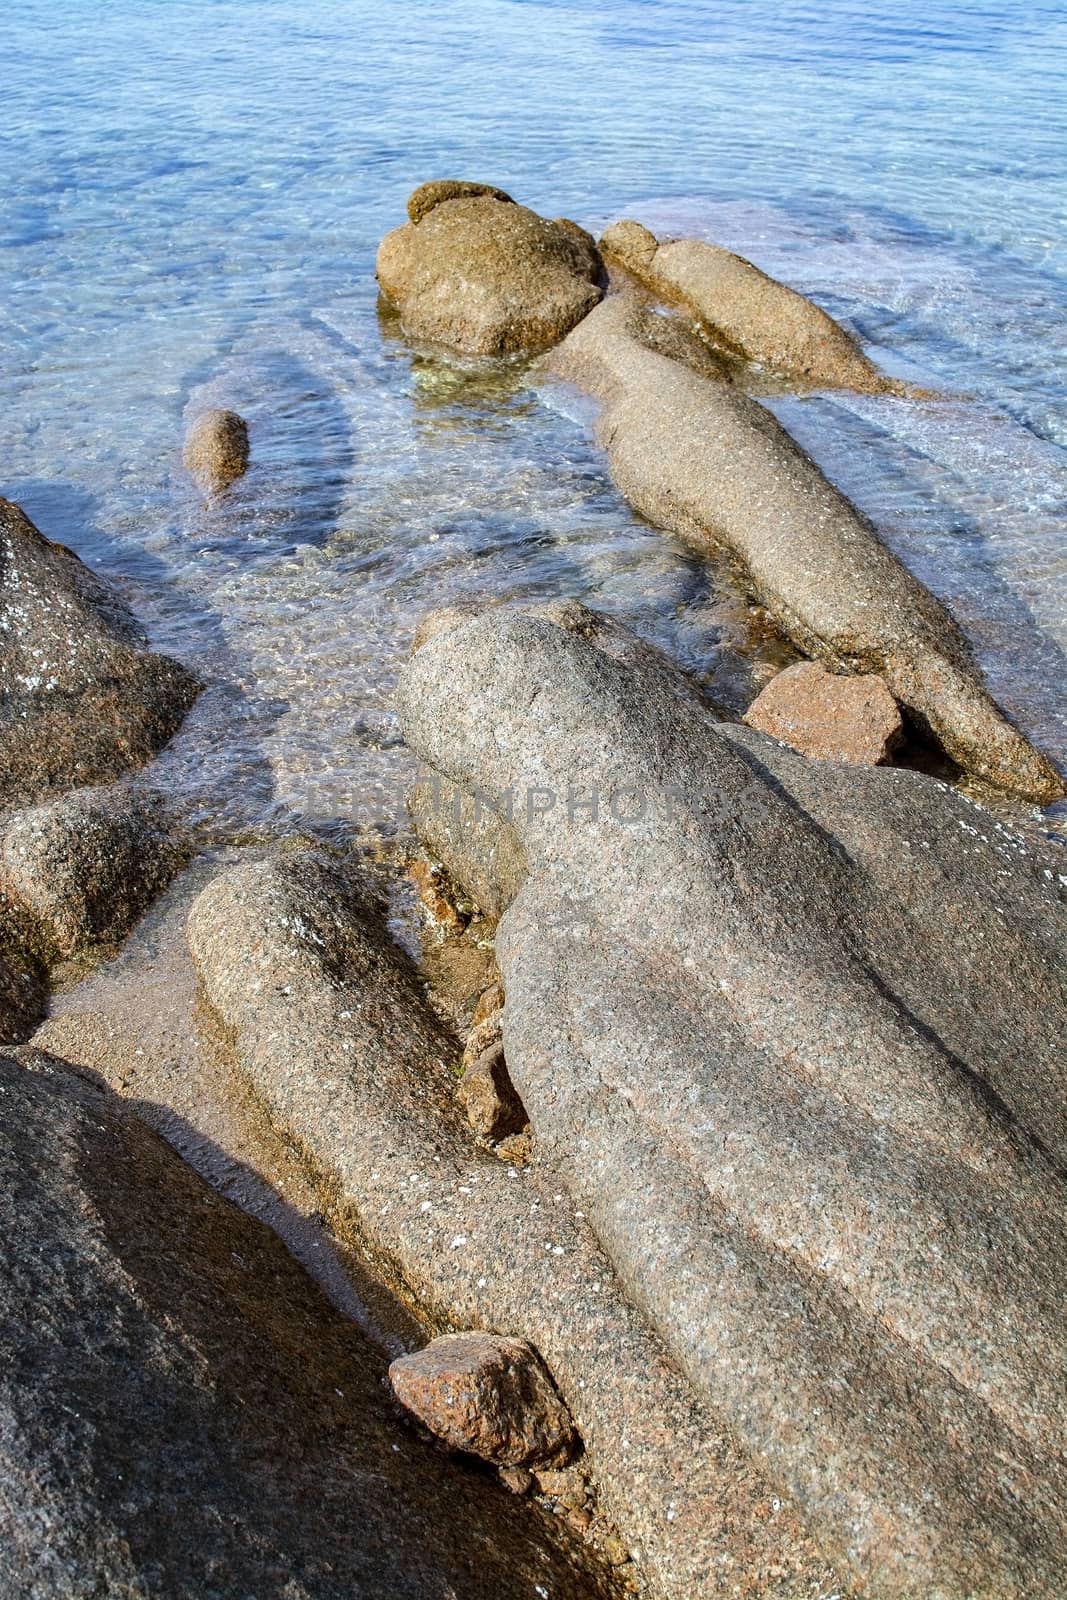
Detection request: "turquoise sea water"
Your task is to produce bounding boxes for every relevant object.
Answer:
[3,0,1066,838]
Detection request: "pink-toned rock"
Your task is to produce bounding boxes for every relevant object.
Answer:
[457,1041,527,1141]
[389,1333,575,1468]
[743,661,904,765]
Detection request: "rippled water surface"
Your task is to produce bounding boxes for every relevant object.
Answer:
[4,0,1066,839]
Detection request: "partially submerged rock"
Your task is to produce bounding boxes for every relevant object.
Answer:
[0,945,46,1044]
[0,785,181,959]
[743,659,904,764]
[188,846,847,1600]
[397,601,1067,1599]
[409,776,526,921]
[389,1332,576,1467]
[0,1047,611,1599]
[601,217,900,392]
[182,407,250,494]
[377,189,604,355]
[0,498,198,808]
[407,178,514,224]
[545,298,1064,800]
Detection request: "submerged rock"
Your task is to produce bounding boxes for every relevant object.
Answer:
[397,601,1067,1599]
[407,177,514,223]
[743,659,904,764]
[182,407,250,494]
[601,217,901,392]
[188,846,847,1600]
[544,298,1064,801]
[389,1332,576,1467]
[377,189,604,355]
[0,785,181,959]
[0,1048,612,1599]
[0,498,198,808]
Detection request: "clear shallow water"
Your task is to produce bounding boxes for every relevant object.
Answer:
[3,0,1066,841]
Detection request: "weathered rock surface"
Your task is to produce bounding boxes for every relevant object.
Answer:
[389,1332,576,1467]
[0,498,198,808]
[182,406,250,494]
[1,785,180,959]
[397,601,1067,1600]
[743,658,904,764]
[601,217,900,392]
[377,190,604,355]
[409,775,526,920]
[0,945,46,1044]
[0,1046,616,1599]
[407,178,514,224]
[544,297,1064,801]
[187,847,849,1600]
[457,1040,528,1140]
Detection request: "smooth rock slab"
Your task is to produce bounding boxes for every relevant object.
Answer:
[377,190,604,356]
[389,1332,576,1467]
[601,217,901,393]
[544,297,1063,801]
[0,1048,612,1599]
[743,659,904,764]
[398,601,1067,1600]
[0,498,198,808]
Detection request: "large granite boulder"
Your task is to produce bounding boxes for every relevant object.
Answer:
[544,298,1064,802]
[0,1046,618,1599]
[601,217,902,392]
[377,188,604,355]
[187,847,848,1600]
[0,498,198,808]
[396,601,1067,1600]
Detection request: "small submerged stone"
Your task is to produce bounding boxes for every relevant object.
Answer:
[389,1332,576,1468]
[743,660,904,765]
[183,407,250,495]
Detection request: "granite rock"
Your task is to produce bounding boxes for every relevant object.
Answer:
[0,1047,614,1599]
[544,297,1063,801]
[389,1331,576,1467]
[377,192,604,355]
[456,1039,528,1141]
[187,846,848,1600]
[1,785,181,959]
[397,601,1067,1599]
[182,407,250,494]
[743,659,904,764]
[0,498,198,808]
[601,217,901,392]
[406,178,514,224]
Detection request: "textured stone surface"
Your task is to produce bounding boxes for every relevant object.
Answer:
[743,659,904,764]
[601,217,901,392]
[0,1047,615,1599]
[544,297,1063,801]
[407,178,514,224]
[187,846,849,1600]
[409,775,527,920]
[182,406,250,494]
[1,785,180,958]
[0,945,46,1044]
[389,1332,575,1467]
[0,498,198,808]
[397,601,1067,1599]
[377,192,604,355]
[457,1040,528,1140]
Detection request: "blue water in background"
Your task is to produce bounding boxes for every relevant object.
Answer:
[2,0,1065,837]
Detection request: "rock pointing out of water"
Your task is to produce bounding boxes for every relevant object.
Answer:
[182,407,250,494]
[545,297,1064,801]
[744,659,904,764]
[397,601,1067,1599]
[407,178,514,224]
[0,498,199,808]
[601,217,903,392]
[389,1332,576,1467]
[0,1048,612,1599]
[377,186,604,355]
